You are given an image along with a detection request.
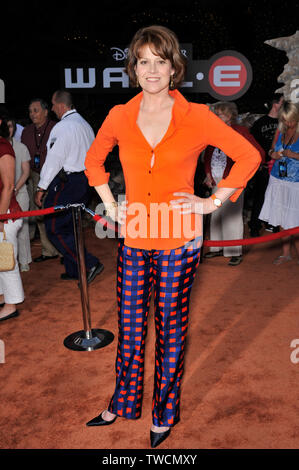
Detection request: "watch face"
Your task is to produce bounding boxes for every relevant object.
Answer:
[214,198,222,207]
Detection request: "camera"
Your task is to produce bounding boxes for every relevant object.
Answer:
[34,154,40,170]
[279,160,287,177]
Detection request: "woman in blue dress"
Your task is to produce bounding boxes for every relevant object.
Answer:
[259,101,299,264]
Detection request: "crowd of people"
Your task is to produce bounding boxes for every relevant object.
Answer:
[0,24,298,448]
[202,100,265,266]
[0,88,298,322]
[200,94,299,267]
[0,92,105,323]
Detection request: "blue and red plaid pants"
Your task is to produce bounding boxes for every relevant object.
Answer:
[108,237,201,427]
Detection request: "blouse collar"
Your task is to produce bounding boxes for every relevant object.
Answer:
[124,89,191,140]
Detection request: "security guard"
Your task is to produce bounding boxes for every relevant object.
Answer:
[35,90,103,283]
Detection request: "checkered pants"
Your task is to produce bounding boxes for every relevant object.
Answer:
[108,238,201,427]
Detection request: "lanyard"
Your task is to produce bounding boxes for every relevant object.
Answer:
[62,111,77,120]
[282,132,297,150]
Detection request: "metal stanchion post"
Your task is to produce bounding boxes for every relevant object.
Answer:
[63,204,114,351]
[200,213,210,263]
[200,187,211,264]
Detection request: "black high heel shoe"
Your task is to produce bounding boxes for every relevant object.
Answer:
[150,428,171,448]
[86,411,117,427]
[0,310,19,322]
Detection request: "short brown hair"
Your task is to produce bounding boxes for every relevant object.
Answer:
[53,90,73,108]
[212,101,239,124]
[125,25,187,89]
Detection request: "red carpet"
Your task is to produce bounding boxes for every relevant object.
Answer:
[1,226,299,449]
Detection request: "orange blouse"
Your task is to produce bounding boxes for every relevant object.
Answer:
[85,90,261,250]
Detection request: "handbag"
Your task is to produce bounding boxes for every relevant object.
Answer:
[0,229,15,271]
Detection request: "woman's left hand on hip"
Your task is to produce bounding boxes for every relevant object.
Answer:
[170,192,214,215]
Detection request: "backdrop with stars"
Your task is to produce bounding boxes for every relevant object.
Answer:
[1,0,299,121]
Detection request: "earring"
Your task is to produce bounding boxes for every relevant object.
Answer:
[135,75,139,88]
[170,75,174,89]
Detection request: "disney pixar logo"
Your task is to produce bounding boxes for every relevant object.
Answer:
[110,47,188,61]
[110,47,129,61]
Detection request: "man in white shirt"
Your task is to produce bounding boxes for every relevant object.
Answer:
[35,90,103,283]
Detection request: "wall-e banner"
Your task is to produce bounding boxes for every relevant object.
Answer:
[61,44,252,101]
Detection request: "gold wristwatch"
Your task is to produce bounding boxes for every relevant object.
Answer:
[104,201,118,218]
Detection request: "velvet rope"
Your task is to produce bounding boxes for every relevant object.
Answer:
[203,226,299,246]
[91,214,299,246]
[0,207,298,247]
[0,207,57,220]
[92,213,120,232]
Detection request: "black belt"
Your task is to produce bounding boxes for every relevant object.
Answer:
[65,170,85,175]
[57,169,85,182]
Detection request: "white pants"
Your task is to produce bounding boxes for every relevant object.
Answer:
[0,219,25,304]
[209,182,244,257]
[16,190,32,265]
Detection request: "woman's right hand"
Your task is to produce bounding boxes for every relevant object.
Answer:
[105,200,127,225]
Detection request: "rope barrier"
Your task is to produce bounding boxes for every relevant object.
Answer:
[0,202,115,351]
[80,210,299,245]
[87,211,120,233]
[0,205,298,247]
[0,206,59,220]
[203,226,299,247]
[1,202,295,352]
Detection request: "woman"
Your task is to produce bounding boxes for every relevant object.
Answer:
[7,118,32,271]
[84,25,261,448]
[259,101,299,264]
[203,101,265,266]
[0,113,24,321]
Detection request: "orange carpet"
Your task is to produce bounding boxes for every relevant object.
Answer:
[1,225,299,450]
